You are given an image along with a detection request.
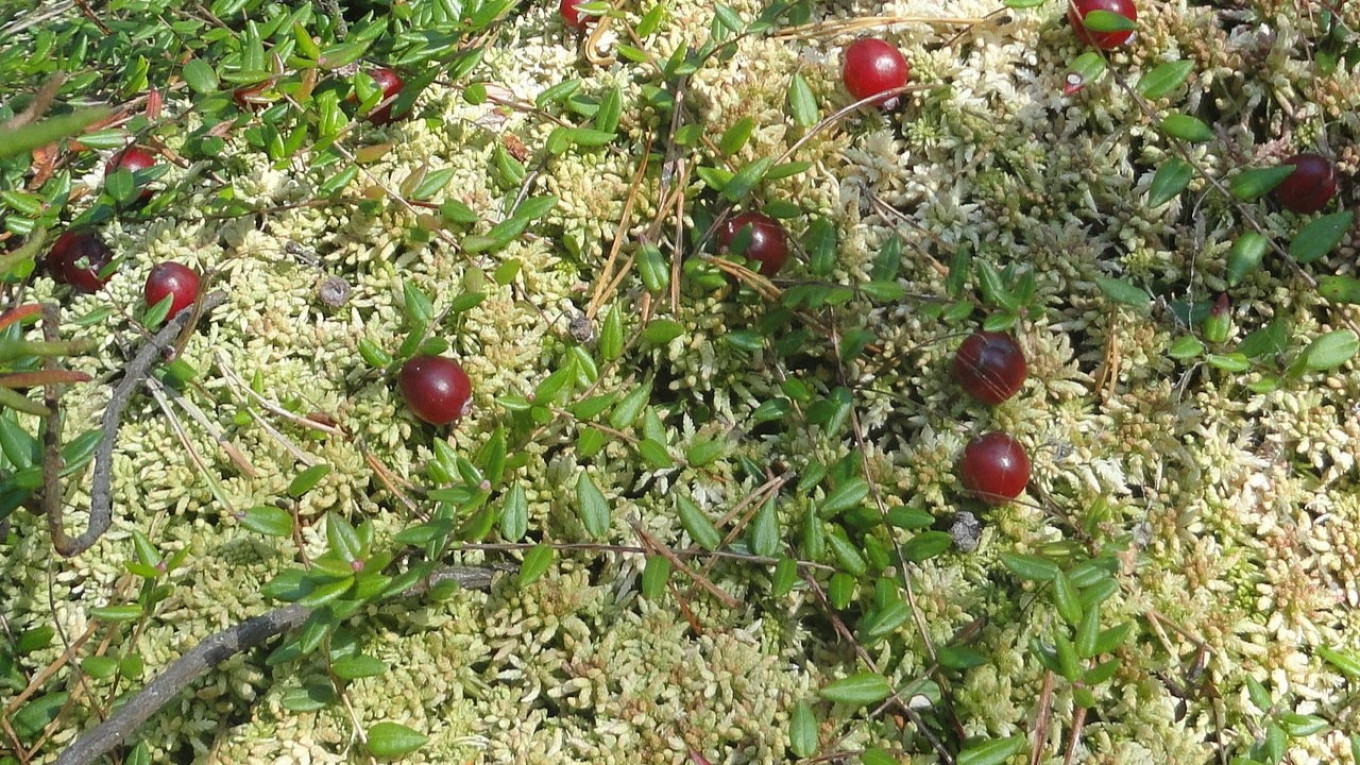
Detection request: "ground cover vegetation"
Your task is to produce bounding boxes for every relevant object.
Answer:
[2,0,1360,762]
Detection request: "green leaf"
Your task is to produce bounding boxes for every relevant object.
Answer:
[366,721,428,758]
[1230,166,1296,200]
[1276,712,1328,737]
[500,484,528,541]
[861,749,899,765]
[640,554,672,598]
[901,530,952,562]
[637,438,673,468]
[1147,158,1193,207]
[594,86,622,134]
[90,605,143,622]
[749,495,779,558]
[638,243,669,292]
[331,654,387,679]
[957,736,1027,765]
[1095,277,1149,307]
[325,513,363,562]
[1225,232,1270,286]
[1160,113,1213,142]
[1289,210,1354,264]
[518,543,554,586]
[1064,51,1107,92]
[0,107,112,160]
[818,672,892,706]
[1206,352,1250,372]
[1081,9,1136,32]
[182,58,219,94]
[1053,571,1084,626]
[722,157,773,202]
[242,505,294,537]
[820,477,869,517]
[1297,330,1358,372]
[677,495,722,550]
[1318,275,1360,305]
[1092,621,1134,654]
[826,530,867,576]
[1168,335,1204,359]
[859,599,910,642]
[1318,645,1360,678]
[576,472,611,538]
[719,117,755,156]
[787,73,818,127]
[1137,60,1194,99]
[1001,552,1060,581]
[641,319,684,343]
[788,700,818,757]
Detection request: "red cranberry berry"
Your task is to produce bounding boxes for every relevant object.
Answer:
[953,331,1027,405]
[107,146,157,202]
[1274,153,1337,214]
[144,262,201,318]
[1067,0,1138,50]
[399,355,473,426]
[364,68,405,126]
[842,38,910,107]
[46,229,115,293]
[560,0,594,30]
[717,211,789,277]
[960,432,1030,506]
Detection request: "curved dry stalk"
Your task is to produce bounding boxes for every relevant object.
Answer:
[55,565,497,765]
[49,291,227,557]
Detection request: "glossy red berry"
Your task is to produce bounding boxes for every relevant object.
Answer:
[108,146,157,202]
[560,0,594,30]
[47,229,114,293]
[842,38,910,106]
[1274,153,1337,214]
[953,331,1027,405]
[1067,0,1138,50]
[960,433,1030,506]
[144,262,201,318]
[718,211,789,277]
[364,68,405,125]
[399,355,473,426]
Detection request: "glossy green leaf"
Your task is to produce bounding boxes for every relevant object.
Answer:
[1318,645,1360,677]
[331,654,387,679]
[366,721,428,758]
[1147,158,1193,207]
[242,505,294,537]
[576,472,611,538]
[789,700,818,757]
[1160,113,1213,142]
[1081,9,1136,32]
[818,672,891,706]
[1225,232,1270,286]
[677,495,722,550]
[1289,210,1353,264]
[1297,330,1359,372]
[957,736,1027,765]
[518,544,554,586]
[500,484,528,541]
[1001,552,1060,581]
[749,495,779,558]
[640,554,672,598]
[182,58,219,93]
[1229,166,1296,200]
[820,477,869,517]
[1095,277,1149,307]
[787,73,818,127]
[1137,60,1194,99]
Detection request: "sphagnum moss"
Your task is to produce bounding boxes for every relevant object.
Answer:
[8,0,1360,762]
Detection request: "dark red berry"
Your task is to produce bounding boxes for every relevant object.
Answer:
[1274,153,1337,214]
[718,212,789,277]
[560,0,594,30]
[399,355,473,426]
[47,229,114,293]
[953,331,1027,405]
[1068,0,1138,50]
[842,38,910,107]
[960,433,1030,505]
[144,262,201,318]
[108,146,157,202]
[364,68,405,126]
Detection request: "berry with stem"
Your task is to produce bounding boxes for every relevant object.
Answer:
[842,38,910,107]
[399,355,473,426]
[953,331,1027,405]
[144,262,201,318]
[717,211,789,277]
[1068,0,1138,50]
[47,229,115,293]
[960,432,1030,505]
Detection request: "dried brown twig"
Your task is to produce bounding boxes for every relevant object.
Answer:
[46,291,227,557]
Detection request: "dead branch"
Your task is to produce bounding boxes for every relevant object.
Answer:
[49,291,227,557]
[54,565,497,765]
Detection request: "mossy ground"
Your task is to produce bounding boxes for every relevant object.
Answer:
[3,0,1360,763]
